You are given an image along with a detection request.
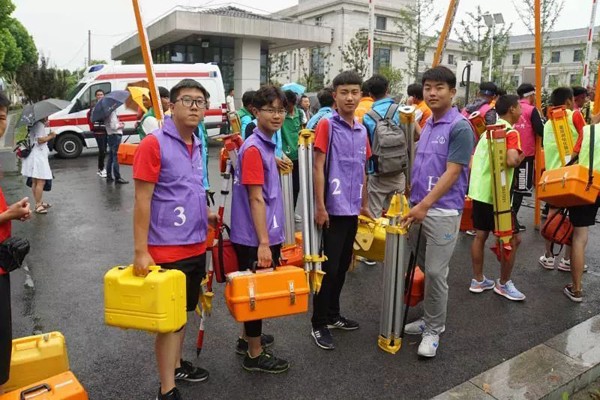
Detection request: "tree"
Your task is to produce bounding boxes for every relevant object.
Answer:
[8,19,37,65]
[395,0,440,80]
[298,47,333,91]
[267,52,290,85]
[454,6,512,83]
[16,56,75,102]
[378,66,404,95]
[0,2,38,77]
[339,30,369,78]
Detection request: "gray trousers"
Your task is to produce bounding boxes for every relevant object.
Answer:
[367,172,406,218]
[408,213,461,335]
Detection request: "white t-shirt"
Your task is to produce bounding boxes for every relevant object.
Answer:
[141,116,159,135]
[226,95,235,113]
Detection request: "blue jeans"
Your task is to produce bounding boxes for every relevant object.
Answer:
[106,134,122,180]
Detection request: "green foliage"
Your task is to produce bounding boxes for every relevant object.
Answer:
[0,1,39,82]
[378,66,404,95]
[88,59,108,66]
[298,47,332,91]
[16,56,76,101]
[339,31,368,78]
[8,18,37,65]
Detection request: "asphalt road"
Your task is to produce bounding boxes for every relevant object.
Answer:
[5,149,600,400]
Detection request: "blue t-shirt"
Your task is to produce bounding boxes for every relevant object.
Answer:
[307,107,334,130]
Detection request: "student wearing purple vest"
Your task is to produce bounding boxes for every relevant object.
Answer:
[133,79,217,400]
[401,66,475,358]
[311,71,373,350]
[230,85,289,373]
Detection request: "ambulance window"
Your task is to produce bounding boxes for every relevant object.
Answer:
[71,83,112,113]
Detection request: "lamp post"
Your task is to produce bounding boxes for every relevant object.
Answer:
[483,12,504,82]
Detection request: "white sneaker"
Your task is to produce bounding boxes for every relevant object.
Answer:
[465,230,476,236]
[539,255,555,270]
[404,318,446,335]
[418,332,439,357]
[99,169,107,178]
[558,258,588,273]
[294,214,302,223]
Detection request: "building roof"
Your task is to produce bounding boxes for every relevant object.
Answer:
[509,25,600,44]
[197,5,272,20]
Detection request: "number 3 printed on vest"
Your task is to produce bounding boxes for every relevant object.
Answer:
[174,206,187,226]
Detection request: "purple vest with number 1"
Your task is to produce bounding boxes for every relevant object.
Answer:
[325,113,368,216]
[148,117,207,245]
[410,107,469,211]
[230,128,285,247]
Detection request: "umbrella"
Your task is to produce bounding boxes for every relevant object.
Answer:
[91,90,130,122]
[19,98,70,127]
[126,86,150,113]
[282,82,306,96]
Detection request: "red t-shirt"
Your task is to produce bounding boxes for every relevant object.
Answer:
[314,118,372,158]
[0,189,11,275]
[572,110,586,153]
[241,146,265,185]
[133,135,206,264]
[506,129,522,153]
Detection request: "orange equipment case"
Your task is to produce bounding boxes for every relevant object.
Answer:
[225,265,309,322]
[117,143,138,165]
[0,371,88,400]
[460,197,474,231]
[406,267,425,307]
[538,165,600,207]
[280,244,303,268]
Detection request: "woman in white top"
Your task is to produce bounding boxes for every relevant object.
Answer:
[21,119,56,214]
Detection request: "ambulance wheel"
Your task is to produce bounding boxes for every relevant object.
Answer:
[55,133,83,159]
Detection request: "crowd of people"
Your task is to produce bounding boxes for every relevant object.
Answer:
[0,61,599,399]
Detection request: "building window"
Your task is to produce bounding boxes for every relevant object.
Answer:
[512,53,520,66]
[570,73,580,85]
[399,46,406,52]
[292,52,297,71]
[418,51,425,62]
[548,74,559,87]
[551,51,561,63]
[447,54,455,65]
[573,49,584,62]
[310,47,325,88]
[374,47,391,72]
[376,16,387,31]
[510,75,519,87]
[315,16,322,26]
[531,53,535,64]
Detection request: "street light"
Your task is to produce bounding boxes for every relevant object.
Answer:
[483,12,504,81]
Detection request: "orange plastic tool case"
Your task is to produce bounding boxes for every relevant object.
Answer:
[117,143,138,165]
[0,371,88,400]
[225,265,309,322]
[280,244,303,268]
[460,197,474,231]
[538,165,600,207]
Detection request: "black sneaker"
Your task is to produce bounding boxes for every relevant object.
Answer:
[327,316,359,331]
[311,327,334,350]
[175,360,209,382]
[515,220,526,232]
[157,387,182,400]
[235,333,275,355]
[106,177,114,183]
[115,178,129,184]
[242,350,289,373]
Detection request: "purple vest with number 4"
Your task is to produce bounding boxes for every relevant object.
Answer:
[230,128,285,247]
[325,113,368,216]
[410,107,469,211]
[148,118,207,245]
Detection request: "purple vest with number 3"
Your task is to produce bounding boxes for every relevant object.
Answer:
[325,113,368,216]
[148,118,207,245]
[410,107,469,211]
[230,128,285,247]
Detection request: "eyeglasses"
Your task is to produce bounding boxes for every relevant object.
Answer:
[259,108,287,116]
[177,97,207,108]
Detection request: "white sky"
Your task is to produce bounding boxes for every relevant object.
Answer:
[12,0,598,70]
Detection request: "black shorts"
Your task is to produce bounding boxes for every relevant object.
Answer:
[161,254,206,312]
[472,200,518,234]
[0,274,12,385]
[568,198,600,227]
[513,156,534,195]
[233,243,282,271]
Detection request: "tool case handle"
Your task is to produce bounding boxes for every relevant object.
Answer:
[20,384,51,400]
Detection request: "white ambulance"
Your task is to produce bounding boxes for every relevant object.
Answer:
[48,63,227,158]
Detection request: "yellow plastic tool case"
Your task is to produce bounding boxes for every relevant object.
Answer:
[538,165,600,207]
[104,265,187,333]
[4,332,69,393]
[1,371,88,400]
[225,265,309,322]
[353,216,389,262]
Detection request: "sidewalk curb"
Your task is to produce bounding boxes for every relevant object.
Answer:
[433,315,600,400]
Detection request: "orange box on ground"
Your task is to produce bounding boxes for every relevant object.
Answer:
[538,165,600,207]
[406,266,425,307]
[117,143,138,165]
[0,371,88,400]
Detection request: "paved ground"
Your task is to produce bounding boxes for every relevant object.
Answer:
[5,149,600,400]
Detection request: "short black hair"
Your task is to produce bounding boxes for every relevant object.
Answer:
[495,94,520,116]
[572,86,588,97]
[479,82,498,96]
[550,87,574,107]
[332,70,363,90]
[368,74,389,99]
[95,89,105,96]
[517,83,535,98]
[158,86,169,98]
[361,79,371,97]
[284,90,297,106]
[421,66,457,89]
[317,87,335,108]
[228,88,234,94]
[300,95,309,101]
[0,91,9,112]
[407,83,424,100]
[496,87,507,97]
[170,79,209,103]
[242,90,256,108]
[252,85,286,110]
